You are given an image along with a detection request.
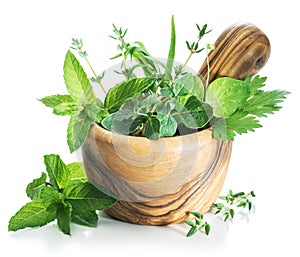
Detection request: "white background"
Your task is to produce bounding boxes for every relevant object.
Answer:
[1,0,299,256]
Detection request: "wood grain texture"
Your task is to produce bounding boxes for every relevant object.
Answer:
[82,124,232,225]
[198,23,271,83]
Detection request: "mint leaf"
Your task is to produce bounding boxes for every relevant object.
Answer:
[8,200,56,232]
[39,94,74,108]
[40,186,62,205]
[84,104,109,123]
[57,202,72,235]
[71,211,98,227]
[26,172,47,200]
[64,183,117,213]
[144,117,160,140]
[104,77,157,113]
[53,102,82,116]
[63,50,97,104]
[206,77,250,117]
[67,162,88,185]
[67,110,94,153]
[44,154,70,190]
[173,73,204,100]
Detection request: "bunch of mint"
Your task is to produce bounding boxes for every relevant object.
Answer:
[8,154,116,235]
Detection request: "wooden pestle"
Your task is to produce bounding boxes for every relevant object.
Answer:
[198,23,271,83]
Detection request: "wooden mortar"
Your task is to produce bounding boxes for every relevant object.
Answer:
[82,23,271,225]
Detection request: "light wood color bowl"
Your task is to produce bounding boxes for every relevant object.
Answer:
[81,23,270,225]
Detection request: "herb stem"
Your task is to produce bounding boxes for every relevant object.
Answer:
[84,56,107,95]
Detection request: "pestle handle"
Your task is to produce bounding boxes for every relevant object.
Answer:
[198,23,271,83]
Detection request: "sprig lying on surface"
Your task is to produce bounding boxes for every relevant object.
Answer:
[184,190,255,237]
[213,190,256,221]
[8,155,117,235]
[185,212,211,237]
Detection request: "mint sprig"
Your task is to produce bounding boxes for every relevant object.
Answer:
[8,154,117,235]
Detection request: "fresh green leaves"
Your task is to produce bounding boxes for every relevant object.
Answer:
[8,155,117,235]
[211,75,290,141]
[104,77,157,113]
[212,190,256,221]
[8,200,57,232]
[185,189,256,237]
[40,51,108,153]
[206,77,250,117]
[184,212,210,237]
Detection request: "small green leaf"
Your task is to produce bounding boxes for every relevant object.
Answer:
[248,202,252,211]
[173,96,213,129]
[157,113,177,137]
[26,172,47,200]
[205,223,211,235]
[144,117,160,140]
[39,94,74,108]
[56,202,72,235]
[40,186,61,204]
[84,104,109,123]
[104,77,157,113]
[191,211,203,219]
[206,77,250,118]
[186,226,198,237]
[44,154,70,190]
[63,50,97,104]
[53,102,82,116]
[173,73,204,100]
[71,211,98,227]
[64,182,117,213]
[229,208,235,218]
[251,191,256,197]
[184,220,195,226]
[67,162,88,185]
[8,200,56,232]
[67,110,94,153]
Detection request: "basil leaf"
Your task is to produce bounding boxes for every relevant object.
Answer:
[157,113,177,137]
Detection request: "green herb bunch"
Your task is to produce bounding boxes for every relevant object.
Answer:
[39,16,289,153]
[8,155,116,235]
